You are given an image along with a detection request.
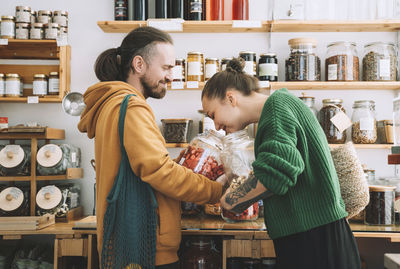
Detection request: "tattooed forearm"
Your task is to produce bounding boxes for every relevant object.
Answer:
[225,173,259,206]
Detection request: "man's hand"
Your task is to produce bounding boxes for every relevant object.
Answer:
[173,149,185,163]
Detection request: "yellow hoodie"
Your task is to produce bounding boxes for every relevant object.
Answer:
[78,81,222,265]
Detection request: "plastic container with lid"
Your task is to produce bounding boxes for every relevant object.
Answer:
[33,74,48,97]
[37,10,52,24]
[187,52,204,82]
[52,10,68,27]
[48,72,59,95]
[285,38,321,81]
[299,93,318,118]
[0,73,4,97]
[325,41,359,81]
[36,144,81,176]
[0,186,30,216]
[181,237,221,269]
[365,185,396,226]
[351,100,377,144]
[16,6,31,23]
[363,42,397,81]
[30,23,44,39]
[258,53,278,82]
[239,51,257,77]
[205,58,219,81]
[0,145,30,176]
[318,99,347,144]
[1,16,15,39]
[44,23,59,39]
[161,118,193,143]
[15,22,30,40]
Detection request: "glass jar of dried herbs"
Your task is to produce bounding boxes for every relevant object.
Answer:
[362,42,397,81]
[285,38,321,81]
[326,41,359,81]
[351,100,377,144]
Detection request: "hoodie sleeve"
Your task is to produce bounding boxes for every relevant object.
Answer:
[123,101,222,204]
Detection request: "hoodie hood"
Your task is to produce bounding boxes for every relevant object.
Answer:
[78,81,144,139]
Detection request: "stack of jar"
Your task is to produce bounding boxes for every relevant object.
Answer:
[0,6,68,40]
[0,72,59,97]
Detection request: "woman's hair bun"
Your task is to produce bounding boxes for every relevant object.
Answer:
[226,58,244,73]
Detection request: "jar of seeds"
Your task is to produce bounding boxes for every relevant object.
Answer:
[362,42,397,81]
[285,38,321,81]
[326,41,359,81]
[319,99,347,144]
[351,100,377,144]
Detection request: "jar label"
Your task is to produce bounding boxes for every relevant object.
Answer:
[16,29,29,39]
[330,111,352,133]
[172,65,183,80]
[1,22,15,37]
[205,64,217,79]
[379,59,390,78]
[327,64,338,81]
[53,16,67,27]
[259,63,278,77]
[38,16,50,24]
[190,2,202,13]
[45,28,58,39]
[360,117,374,131]
[5,80,20,95]
[171,81,184,89]
[243,61,255,76]
[0,81,4,95]
[30,28,42,39]
[307,57,316,80]
[16,12,31,23]
[48,78,59,93]
[70,192,79,208]
[33,80,47,95]
[188,62,201,76]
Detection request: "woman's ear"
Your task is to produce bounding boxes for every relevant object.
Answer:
[226,90,238,107]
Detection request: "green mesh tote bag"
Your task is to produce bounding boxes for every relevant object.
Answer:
[101,94,158,269]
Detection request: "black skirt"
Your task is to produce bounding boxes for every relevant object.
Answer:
[273,218,361,269]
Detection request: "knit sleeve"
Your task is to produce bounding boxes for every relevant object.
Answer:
[252,98,305,196]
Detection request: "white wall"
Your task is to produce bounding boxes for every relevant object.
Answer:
[0,1,397,217]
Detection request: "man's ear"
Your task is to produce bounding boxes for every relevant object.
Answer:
[131,55,146,74]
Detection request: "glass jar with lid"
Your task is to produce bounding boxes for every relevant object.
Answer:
[365,185,396,226]
[178,130,225,215]
[48,72,59,95]
[172,58,185,82]
[239,51,257,77]
[205,58,219,81]
[258,53,278,82]
[52,10,68,27]
[299,93,318,118]
[30,10,37,24]
[319,99,347,144]
[363,42,397,81]
[187,52,204,82]
[351,100,377,144]
[221,57,233,71]
[37,10,52,24]
[0,73,4,97]
[30,23,44,39]
[326,41,359,81]
[5,74,21,97]
[15,6,31,23]
[181,237,221,269]
[285,38,321,81]
[15,23,30,40]
[33,74,48,97]
[44,23,59,39]
[1,16,15,39]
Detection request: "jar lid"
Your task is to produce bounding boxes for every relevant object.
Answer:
[161,118,192,124]
[16,23,30,28]
[205,57,219,61]
[36,185,62,210]
[327,41,357,48]
[45,23,59,28]
[6,73,20,78]
[49,72,59,76]
[369,185,396,192]
[353,100,375,108]
[1,16,15,20]
[38,10,52,15]
[0,187,24,212]
[54,10,68,16]
[34,74,47,79]
[322,98,343,104]
[299,92,315,100]
[239,51,256,55]
[16,6,31,11]
[175,58,185,62]
[37,144,63,168]
[365,42,395,48]
[260,53,277,57]
[188,51,203,55]
[288,38,317,47]
[0,145,25,168]
[32,23,44,27]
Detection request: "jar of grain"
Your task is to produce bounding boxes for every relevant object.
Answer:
[15,6,31,23]
[33,74,48,97]
[5,74,21,97]
[351,100,377,144]
[15,23,30,40]
[205,58,219,81]
[363,42,397,81]
[30,23,44,40]
[37,10,52,24]
[44,23,59,39]
[187,52,204,82]
[1,16,15,39]
[326,41,359,81]
[52,10,68,27]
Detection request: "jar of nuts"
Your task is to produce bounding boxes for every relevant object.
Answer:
[351,100,377,144]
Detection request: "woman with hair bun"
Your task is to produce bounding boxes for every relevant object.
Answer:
[201,58,361,269]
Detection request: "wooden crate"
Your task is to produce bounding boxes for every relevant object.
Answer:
[0,214,55,231]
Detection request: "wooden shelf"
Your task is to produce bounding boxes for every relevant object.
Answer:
[270,81,400,90]
[0,128,65,140]
[166,143,189,148]
[0,96,63,103]
[0,168,83,182]
[98,20,400,33]
[329,144,393,149]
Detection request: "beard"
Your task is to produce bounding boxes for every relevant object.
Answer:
[140,74,167,99]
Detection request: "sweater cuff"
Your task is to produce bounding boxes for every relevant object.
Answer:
[208,181,223,204]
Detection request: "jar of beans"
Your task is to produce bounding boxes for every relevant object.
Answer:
[285,38,321,81]
[363,42,397,81]
[326,41,359,81]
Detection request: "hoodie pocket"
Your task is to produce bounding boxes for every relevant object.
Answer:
[158,199,181,248]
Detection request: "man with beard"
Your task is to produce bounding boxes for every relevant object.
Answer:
[78,27,225,269]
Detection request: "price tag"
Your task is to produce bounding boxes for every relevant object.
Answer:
[171,81,184,89]
[56,35,68,46]
[71,152,77,163]
[0,39,8,45]
[27,96,39,104]
[330,111,352,133]
[147,19,183,32]
[232,20,262,28]
[186,81,199,89]
[259,81,270,88]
